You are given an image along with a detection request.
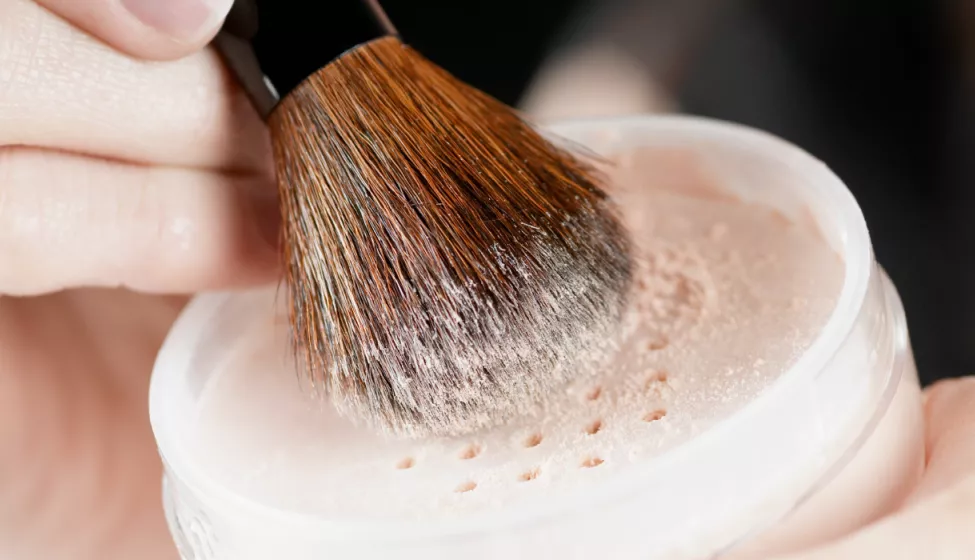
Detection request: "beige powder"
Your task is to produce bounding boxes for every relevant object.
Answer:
[190,146,845,520]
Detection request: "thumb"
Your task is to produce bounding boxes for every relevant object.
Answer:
[768,474,975,560]
[34,0,234,61]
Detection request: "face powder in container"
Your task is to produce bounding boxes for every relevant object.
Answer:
[149,115,923,560]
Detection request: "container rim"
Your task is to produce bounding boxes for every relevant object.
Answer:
[149,114,874,542]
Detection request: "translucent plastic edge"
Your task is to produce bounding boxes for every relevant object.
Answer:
[715,267,909,557]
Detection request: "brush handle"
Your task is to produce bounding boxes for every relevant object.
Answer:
[213,0,398,119]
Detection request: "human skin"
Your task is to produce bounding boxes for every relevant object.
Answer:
[0,0,271,558]
[1,1,973,559]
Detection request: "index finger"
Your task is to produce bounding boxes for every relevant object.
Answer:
[0,0,270,174]
[907,377,975,504]
[770,474,975,560]
[34,0,233,61]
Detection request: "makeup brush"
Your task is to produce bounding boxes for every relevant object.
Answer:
[213,0,632,437]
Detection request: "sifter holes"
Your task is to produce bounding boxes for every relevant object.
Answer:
[584,419,603,435]
[646,370,669,385]
[647,336,669,351]
[519,468,541,482]
[581,456,604,468]
[458,444,482,460]
[643,409,667,422]
[524,432,543,448]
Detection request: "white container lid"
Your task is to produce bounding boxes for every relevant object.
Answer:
[150,115,905,560]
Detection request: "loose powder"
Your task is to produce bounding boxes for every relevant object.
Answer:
[191,146,845,521]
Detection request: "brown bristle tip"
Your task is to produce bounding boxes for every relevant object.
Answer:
[271,37,632,438]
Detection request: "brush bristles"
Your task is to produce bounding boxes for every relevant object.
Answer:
[269,36,631,437]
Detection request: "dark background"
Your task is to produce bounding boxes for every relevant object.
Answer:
[256,0,975,387]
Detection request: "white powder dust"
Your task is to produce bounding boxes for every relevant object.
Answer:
[189,146,845,521]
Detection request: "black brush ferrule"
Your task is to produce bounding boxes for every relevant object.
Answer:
[214,0,398,118]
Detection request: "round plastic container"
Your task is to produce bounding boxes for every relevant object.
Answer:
[149,115,924,560]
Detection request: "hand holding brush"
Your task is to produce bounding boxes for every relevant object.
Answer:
[213,0,634,437]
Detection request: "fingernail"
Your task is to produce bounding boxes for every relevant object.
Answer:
[122,0,231,42]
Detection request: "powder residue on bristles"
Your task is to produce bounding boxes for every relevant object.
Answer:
[192,146,844,520]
